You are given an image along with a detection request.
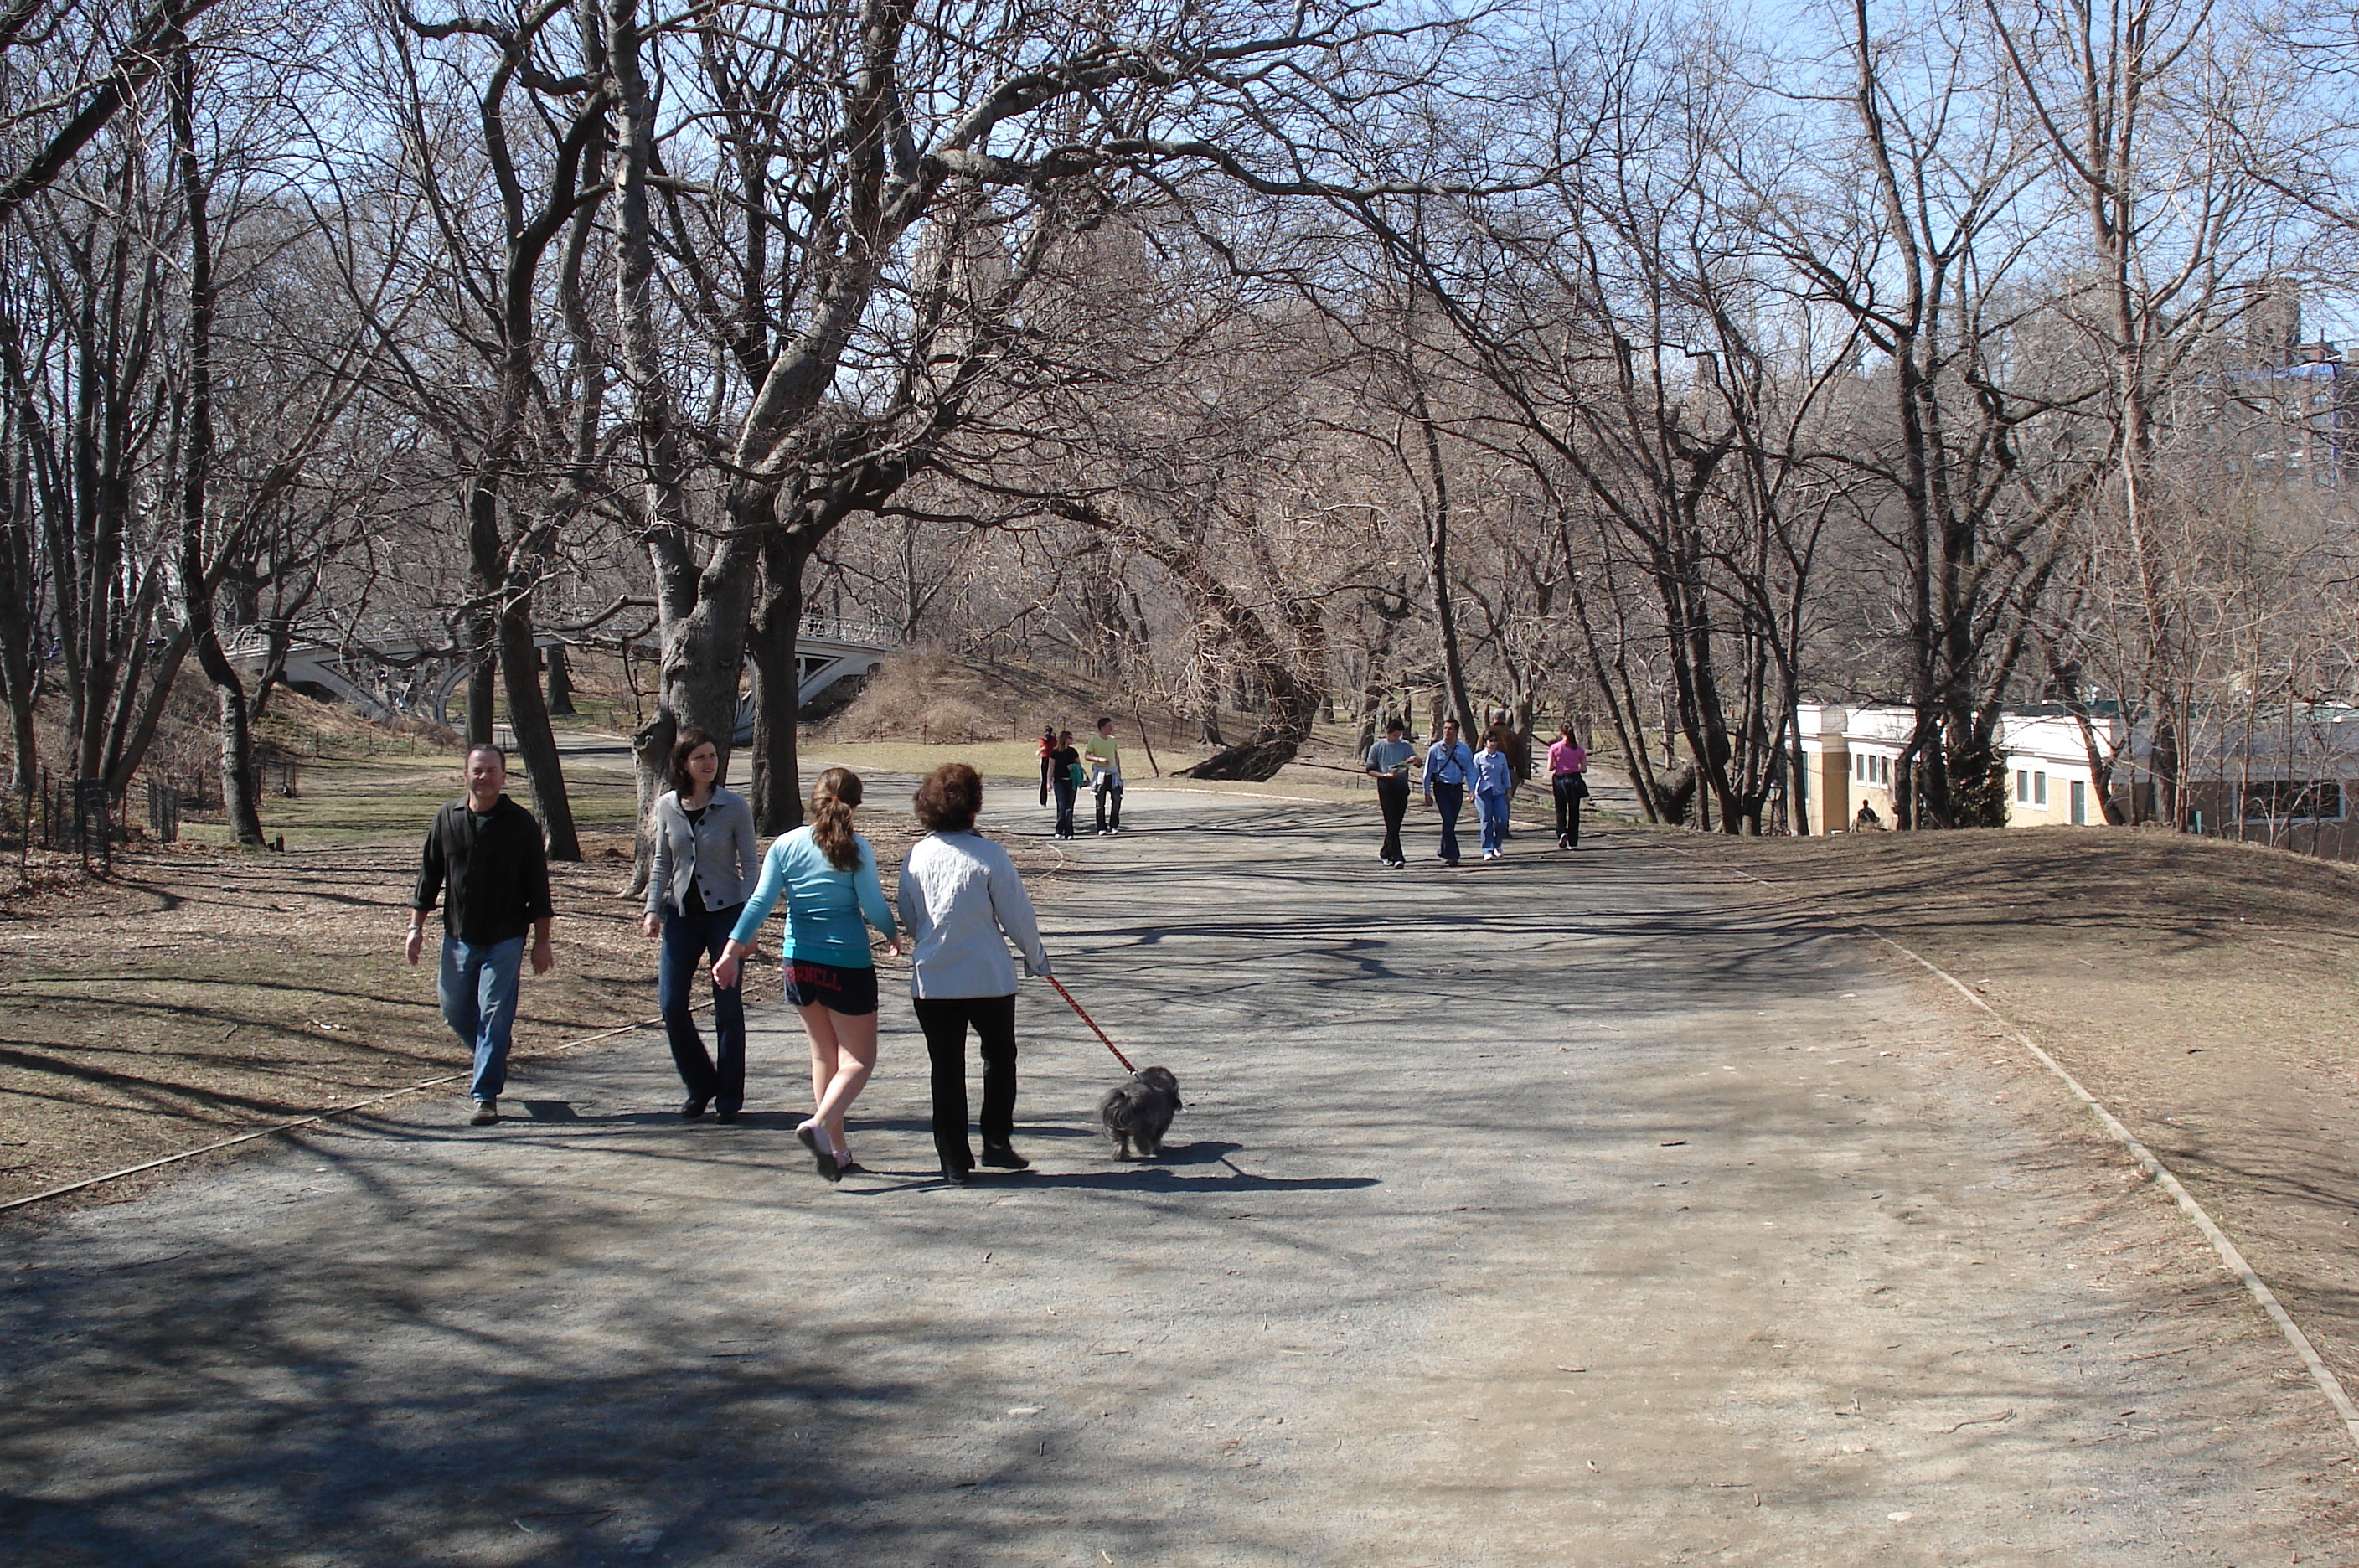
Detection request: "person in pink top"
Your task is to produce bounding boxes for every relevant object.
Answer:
[1548,723,1589,849]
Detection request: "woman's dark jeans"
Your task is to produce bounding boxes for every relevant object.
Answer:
[1050,776,1078,837]
[912,993,1018,1173]
[660,902,747,1110]
[1552,775,1585,843]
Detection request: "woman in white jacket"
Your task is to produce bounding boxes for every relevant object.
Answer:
[642,730,761,1120]
[897,762,1050,1184]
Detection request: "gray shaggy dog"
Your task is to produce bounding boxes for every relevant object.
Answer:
[1097,1066,1184,1159]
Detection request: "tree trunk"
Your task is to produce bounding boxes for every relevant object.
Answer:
[464,616,498,747]
[545,642,575,715]
[498,604,581,859]
[172,39,264,848]
[746,531,808,833]
[1410,381,1477,736]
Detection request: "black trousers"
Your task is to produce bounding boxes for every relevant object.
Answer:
[1050,776,1077,837]
[1374,775,1409,862]
[912,993,1018,1173]
[1553,775,1585,843]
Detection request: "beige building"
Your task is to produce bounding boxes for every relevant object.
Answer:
[1793,704,2122,835]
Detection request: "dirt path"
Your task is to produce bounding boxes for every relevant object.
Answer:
[1682,826,2359,1416]
[3,793,2352,1565]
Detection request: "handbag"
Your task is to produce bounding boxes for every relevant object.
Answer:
[1068,760,1088,789]
[1565,771,1590,800]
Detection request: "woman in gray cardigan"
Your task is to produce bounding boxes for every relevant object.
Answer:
[642,730,761,1120]
[897,762,1050,1184]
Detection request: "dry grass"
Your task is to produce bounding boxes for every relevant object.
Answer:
[818,647,1004,744]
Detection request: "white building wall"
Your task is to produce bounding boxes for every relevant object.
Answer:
[1794,704,2124,832]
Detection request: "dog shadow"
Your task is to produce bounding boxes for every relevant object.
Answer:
[833,1142,1379,1195]
[1020,1144,1376,1193]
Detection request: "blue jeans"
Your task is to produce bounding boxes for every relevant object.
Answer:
[1430,781,1464,862]
[660,903,747,1109]
[1477,789,1510,854]
[439,936,524,1101]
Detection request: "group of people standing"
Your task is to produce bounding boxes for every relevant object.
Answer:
[1364,716,1588,868]
[1037,717,1126,838]
[406,738,1049,1187]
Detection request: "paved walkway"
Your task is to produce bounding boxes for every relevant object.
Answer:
[3,791,2350,1565]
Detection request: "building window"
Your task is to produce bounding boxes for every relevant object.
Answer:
[2033,772,2047,807]
[2242,781,2347,823]
[2071,780,2087,825]
[1877,756,1891,785]
[2015,768,2029,803]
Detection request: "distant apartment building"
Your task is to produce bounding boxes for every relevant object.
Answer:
[2182,282,2359,487]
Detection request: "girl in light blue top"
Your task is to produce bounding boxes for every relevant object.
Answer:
[714,767,898,1182]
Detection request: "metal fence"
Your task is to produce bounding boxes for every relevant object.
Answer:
[7,770,117,872]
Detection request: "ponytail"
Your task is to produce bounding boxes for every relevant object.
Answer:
[810,766,865,871]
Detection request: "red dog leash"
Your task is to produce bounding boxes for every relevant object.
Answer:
[1046,975,1137,1074]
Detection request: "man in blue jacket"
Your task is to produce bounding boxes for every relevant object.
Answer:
[405,745,555,1126]
[1422,718,1476,868]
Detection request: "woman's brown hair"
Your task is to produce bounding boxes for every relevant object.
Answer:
[913,762,982,833]
[809,766,865,870]
[668,729,719,797]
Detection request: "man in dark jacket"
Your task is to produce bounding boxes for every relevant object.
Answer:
[405,745,555,1125]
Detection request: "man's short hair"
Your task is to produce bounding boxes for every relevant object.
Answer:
[466,742,507,770]
[1096,715,1113,730]
[1385,717,1407,734]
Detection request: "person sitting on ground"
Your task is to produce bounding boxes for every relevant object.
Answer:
[1853,801,1882,832]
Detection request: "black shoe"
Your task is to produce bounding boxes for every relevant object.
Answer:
[680,1096,710,1119]
[714,1106,739,1125]
[835,1159,863,1175]
[980,1142,1031,1170]
[940,1163,973,1186]
[796,1124,841,1183]
[470,1098,500,1126]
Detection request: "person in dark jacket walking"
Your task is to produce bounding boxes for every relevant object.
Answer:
[405,745,555,1125]
[1364,717,1416,868]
